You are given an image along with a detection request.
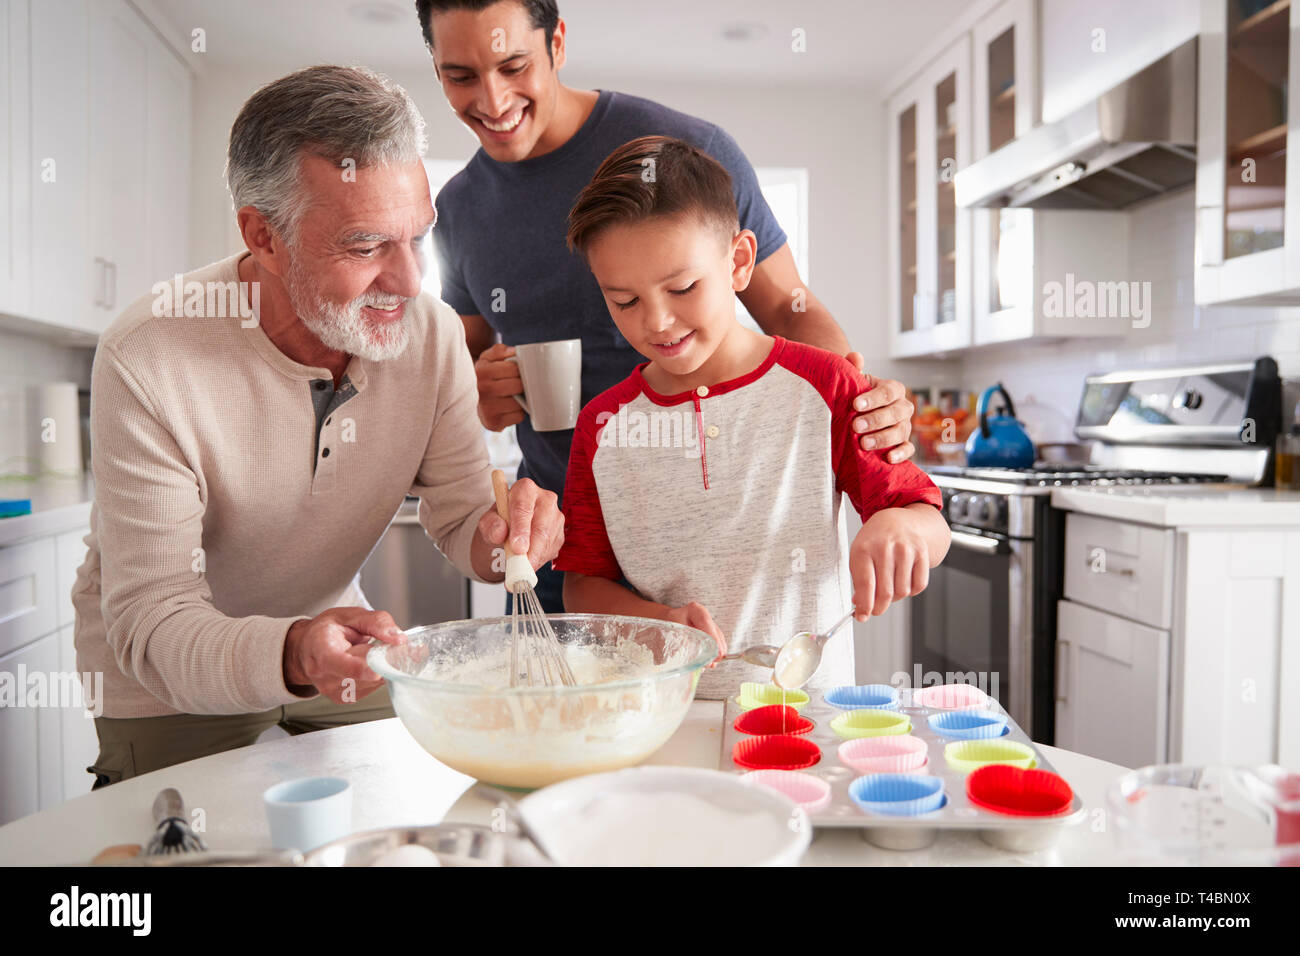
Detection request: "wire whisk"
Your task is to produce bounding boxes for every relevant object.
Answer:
[492,470,576,688]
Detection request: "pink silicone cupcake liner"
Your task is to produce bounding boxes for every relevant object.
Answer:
[740,770,833,813]
[915,683,991,710]
[838,735,929,774]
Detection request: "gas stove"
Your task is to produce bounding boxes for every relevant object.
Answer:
[910,358,1282,746]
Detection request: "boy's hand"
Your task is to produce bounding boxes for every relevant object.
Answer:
[663,601,728,664]
[473,343,527,431]
[849,510,932,618]
[845,355,916,464]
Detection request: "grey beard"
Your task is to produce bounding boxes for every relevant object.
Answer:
[285,255,412,361]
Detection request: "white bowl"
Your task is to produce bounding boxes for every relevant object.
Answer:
[517,766,811,866]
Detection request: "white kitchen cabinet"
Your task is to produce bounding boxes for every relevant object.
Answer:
[0,0,33,320]
[972,0,1037,161]
[1057,507,1299,770]
[1195,0,1300,306]
[0,0,191,336]
[1055,599,1170,769]
[28,0,93,335]
[0,631,63,825]
[0,535,57,658]
[888,36,973,358]
[1173,528,1300,769]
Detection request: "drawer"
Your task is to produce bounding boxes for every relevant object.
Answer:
[0,537,58,657]
[1063,513,1174,630]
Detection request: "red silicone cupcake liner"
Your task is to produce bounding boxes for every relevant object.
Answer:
[966,764,1074,817]
[733,734,821,771]
[733,705,814,737]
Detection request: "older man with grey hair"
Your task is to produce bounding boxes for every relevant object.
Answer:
[72,65,564,786]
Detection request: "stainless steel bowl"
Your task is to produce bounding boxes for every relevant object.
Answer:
[368,614,717,790]
[301,824,506,867]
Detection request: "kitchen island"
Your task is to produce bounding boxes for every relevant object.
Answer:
[0,702,1129,866]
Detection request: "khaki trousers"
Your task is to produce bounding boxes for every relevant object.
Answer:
[88,686,395,789]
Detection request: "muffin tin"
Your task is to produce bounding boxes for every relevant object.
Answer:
[720,685,1085,851]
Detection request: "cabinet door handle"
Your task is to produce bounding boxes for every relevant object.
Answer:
[93,257,107,307]
[1087,546,1134,576]
[1055,639,1069,703]
[105,261,117,310]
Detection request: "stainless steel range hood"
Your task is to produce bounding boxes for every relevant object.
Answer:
[954,38,1198,210]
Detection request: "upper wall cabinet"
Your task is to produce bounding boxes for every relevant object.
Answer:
[1195,0,1300,306]
[888,37,973,358]
[972,0,1037,161]
[0,0,191,339]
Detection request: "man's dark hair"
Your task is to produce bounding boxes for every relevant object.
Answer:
[567,136,739,256]
[414,0,560,59]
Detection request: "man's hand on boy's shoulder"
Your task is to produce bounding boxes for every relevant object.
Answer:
[845,352,916,464]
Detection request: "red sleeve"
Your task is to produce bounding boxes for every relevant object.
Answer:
[553,401,624,581]
[777,341,943,521]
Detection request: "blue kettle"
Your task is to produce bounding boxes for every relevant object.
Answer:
[965,383,1036,468]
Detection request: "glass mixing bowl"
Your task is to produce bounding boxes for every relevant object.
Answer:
[367,614,718,790]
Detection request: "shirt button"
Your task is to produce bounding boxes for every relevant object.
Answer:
[314,381,327,391]
[706,425,720,439]
[321,448,331,458]
[696,385,709,398]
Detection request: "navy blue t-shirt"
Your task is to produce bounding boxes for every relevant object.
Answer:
[433,89,787,507]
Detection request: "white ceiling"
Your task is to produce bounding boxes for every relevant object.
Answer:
[148,0,973,88]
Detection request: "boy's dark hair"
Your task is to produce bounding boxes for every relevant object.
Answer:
[567,135,739,255]
[414,0,560,60]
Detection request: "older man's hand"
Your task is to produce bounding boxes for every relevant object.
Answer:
[476,476,564,571]
[283,608,406,703]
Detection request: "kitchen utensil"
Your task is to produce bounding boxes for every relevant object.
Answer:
[473,785,558,863]
[262,777,353,851]
[733,704,814,736]
[824,683,900,710]
[367,614,717,789]
[1107,763,1300,865]
[830,709,912,739]
[927,708,1009,739]
[492,468,575,688]
[967,765,1073,817]
[732,734,821,770]
[517,766,812,866]
[719,685,1087,852]
[96,849,304,866]
[965,383,1036,468]
[302,823,507,867]
[506,339,582,431]
[943,739,1038,773]
[144,788,207,856]
[849,773,946,816]
[716,643,780,668]
[772,609,856,689]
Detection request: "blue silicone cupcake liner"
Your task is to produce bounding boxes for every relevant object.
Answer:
[823,684,901,710]
[927,709,1009,739]
[848,773,946,816]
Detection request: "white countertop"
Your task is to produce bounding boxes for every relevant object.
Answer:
[0,703,1135,866]
[1051,484,1300,527]
[0,474,93,546]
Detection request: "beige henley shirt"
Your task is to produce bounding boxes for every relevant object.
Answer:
[72,252,495,718]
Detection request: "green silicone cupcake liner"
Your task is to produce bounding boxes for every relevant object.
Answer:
[830,709,912,740]
[943,739,1038,773]
[735,682,811,712]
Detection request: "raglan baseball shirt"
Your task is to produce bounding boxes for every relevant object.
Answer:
[553,337,943,699]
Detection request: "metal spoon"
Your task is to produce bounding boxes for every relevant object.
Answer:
[715,644,781,668]
[772,611,857,690]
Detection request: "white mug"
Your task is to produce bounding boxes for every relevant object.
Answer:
[263,776,353,851]
[508,339,582,432]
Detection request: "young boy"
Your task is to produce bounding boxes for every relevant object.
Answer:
[553,136,950,698]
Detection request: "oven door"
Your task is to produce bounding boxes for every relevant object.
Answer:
[909,529,1035,736]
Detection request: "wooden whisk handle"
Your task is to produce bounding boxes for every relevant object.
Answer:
[492,469,510,523]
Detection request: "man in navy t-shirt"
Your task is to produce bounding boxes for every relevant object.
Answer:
[415,0,917,611]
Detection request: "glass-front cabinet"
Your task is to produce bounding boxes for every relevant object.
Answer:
[970,0,1039,345]
[888,36,971,357]
[1197,0,1300,304]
